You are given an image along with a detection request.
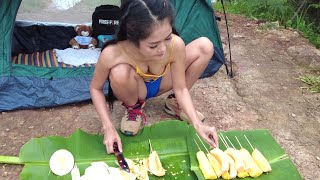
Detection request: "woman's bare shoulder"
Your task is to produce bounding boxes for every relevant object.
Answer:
[97,43,123,68]
[173,35,186,49]
[171,35,186,60]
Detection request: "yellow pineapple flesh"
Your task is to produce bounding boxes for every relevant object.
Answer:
[210,148,229,174]
[225,148,245,172]
[196,151,217,179]
[148,151,166,176]
[207,153,222,178]
[239,148,263,178]
[252,148,272,172]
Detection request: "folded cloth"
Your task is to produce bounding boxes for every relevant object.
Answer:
[54,48,101,66]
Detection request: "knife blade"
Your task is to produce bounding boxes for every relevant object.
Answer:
[113,142,130,172]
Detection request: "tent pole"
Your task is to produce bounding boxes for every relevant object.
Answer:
[220,0,234,78]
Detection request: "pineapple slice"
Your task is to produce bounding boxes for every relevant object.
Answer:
[221,154,237,179]
[207,153,222,178]
[221,171,232,180]
[224,148,249,178]
[224,148,245,172]
[197,151,217,179]
[252,148,272,172]
[120,158,149,180]
[210,148,229,174]
[237,170,249,178]
[239,148,263,177]
[148,151,166,176]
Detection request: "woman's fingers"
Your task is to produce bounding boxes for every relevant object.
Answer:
[116,139,123,153]
[209,132,219,148]
[196,124,219,149]
[203,133,217,148]
[104,139,115,154]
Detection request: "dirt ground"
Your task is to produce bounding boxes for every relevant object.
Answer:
[1,12,320,179]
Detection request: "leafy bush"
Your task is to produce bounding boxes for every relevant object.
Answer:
[214,0,320,48]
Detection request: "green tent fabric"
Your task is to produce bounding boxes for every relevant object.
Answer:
[0,0,225,111]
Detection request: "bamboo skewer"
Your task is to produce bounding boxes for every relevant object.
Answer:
[235,136,243,149]
[194,139,202,151]
[218,134,229,149]
[225,136,236,149]
[244,135,255,151]
[195,133,210,153]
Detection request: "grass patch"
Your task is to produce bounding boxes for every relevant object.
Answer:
[299,75,320,93]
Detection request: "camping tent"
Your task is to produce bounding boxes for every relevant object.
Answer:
[0,0,225,111]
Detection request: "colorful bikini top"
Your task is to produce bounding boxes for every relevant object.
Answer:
[118,36,176,82]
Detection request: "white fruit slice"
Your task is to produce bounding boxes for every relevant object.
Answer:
[50,149,75,176]
[71,164,80,180]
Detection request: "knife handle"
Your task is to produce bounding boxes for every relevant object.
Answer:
[113,142,129,171]
[113,142,120,154]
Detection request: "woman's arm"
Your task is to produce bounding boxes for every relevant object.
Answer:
[90,50,112,128]
[170,37,218,148]
[170,37,201,126]
[90,48,123,153]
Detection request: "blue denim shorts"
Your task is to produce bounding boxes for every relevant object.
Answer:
[145,77,162,99]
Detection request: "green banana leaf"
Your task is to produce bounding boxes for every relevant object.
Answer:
[189,128,302,180]
[0,120,302,180]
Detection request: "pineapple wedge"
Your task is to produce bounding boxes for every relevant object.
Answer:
[224,148,248,178]
[148,151,166,176]
[239,148,263,178]
[207,153,222,177]
[210,148,229,174]
[197,151,217,179]
[237,170,249,178]
[221,171,232,180]
[224,148,245,172]
[252,148,272,172]
[221,154,237,179]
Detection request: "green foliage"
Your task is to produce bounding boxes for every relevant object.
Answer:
[213,0,320,48]
[299,75,320,93]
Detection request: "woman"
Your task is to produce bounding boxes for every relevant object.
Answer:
[90,0,219,153]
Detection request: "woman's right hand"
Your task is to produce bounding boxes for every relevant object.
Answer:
[103,125,123,154]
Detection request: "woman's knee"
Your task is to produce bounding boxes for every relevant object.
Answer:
[109,64,136,86]
[198,37,214,57]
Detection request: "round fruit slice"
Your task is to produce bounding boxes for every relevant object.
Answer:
[50,149,75,176]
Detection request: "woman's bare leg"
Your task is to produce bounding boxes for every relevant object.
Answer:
[109,64,147,105]
[109,64,147,136]
[158,37,214,94]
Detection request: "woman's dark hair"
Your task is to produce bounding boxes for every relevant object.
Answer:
[102,0,175,109]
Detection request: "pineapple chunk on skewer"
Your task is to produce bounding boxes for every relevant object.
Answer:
[244,135,272,173]
[207,153,222,178]
[224,148,245,172]
[221,154,237,179]
[210,148,229,174]
[221,135,249,178]
[197,151,218,179]
[237,170,249,178]
[239,148,263,178]
[252,148,272,172]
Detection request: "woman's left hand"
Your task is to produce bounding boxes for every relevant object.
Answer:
[194,123,219,148]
